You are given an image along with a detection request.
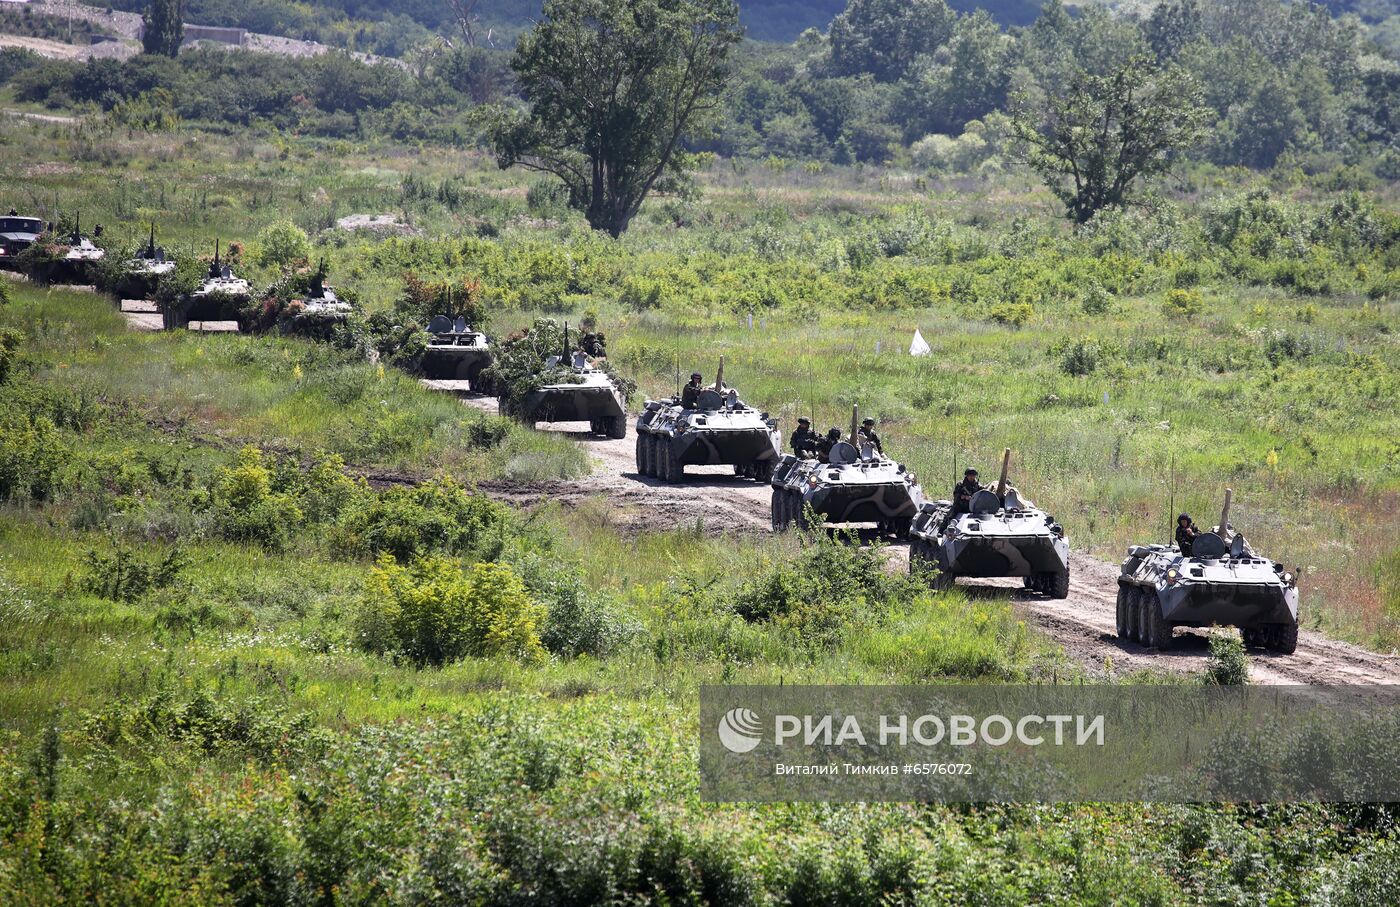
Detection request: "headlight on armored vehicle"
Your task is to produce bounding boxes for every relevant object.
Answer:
[1283,572,1295,587]
[1165,567,1180,585]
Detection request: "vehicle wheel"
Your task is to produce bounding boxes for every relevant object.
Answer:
[931,565,955,592]
[1240,627,1264,648]
[1125,588,1141,643]
[660,439,681,481]
[1144,597,1172,650]
[771,489,788,532]
[606,415,627,440]
[754,460,774,483]
[636,435,649,476]
[1267,622,1299,655]
[1023,576,1036,590]
[1115,586,1129,639]
[793,492,810,530]
[1049,569,1069,600]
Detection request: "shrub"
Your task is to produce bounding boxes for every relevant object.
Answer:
[355,555,545,665]
[0,407,67,502]
[0,327,19,384]
[513,552,640,658]
[1162,288,1204,319]
[255,220,311,270]
[1057,338,1102,377]
[210,446,304,550]
[334,478,512,562]
[1203,632,1249,685]
[81,536,187,603]
[1079,284,1115,315]
[987,301,1034,327]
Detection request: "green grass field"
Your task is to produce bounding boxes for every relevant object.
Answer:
[3,113,1400,902]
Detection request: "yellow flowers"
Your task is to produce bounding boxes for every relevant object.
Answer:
[376,363,386,381]
[1266,449,1279,471]
[292,363,303,381]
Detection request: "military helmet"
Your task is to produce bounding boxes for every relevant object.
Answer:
[826,427,841,440]
[1178,513,1192,523]
[690,372,702,380]
[965,468,979,477]
[797,417,810,425]
[862,418,875,426]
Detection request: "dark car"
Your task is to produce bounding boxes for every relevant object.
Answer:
[0,216,45,267]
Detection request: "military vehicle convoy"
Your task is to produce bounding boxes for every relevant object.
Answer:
[771,406,921,537]
[421,315,493,389]
[1117,490,1299,653]
[908,449,1070,598]
[635,359,780,482]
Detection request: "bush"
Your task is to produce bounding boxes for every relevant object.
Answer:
[0,407,67,502]
[255,220,311,270]
[334,478,512,562]
[210,446,304,550]
[1203,631,1249,685]
[1079,284,1115,315]
[1162,288,1204,319]
[987,301,1034,326]
[513,553,640,658]
[355,555,545,665]
[0,327,19,384]
[1057,338,1103,377]
[81,536,187,603]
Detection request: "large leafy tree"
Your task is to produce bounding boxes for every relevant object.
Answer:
[1013,58,1208,224]
[494,0,742,238]
[827,0,955,83]
[142,0,184,58]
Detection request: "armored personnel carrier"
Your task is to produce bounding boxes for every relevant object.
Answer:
[495,323,628,438]
[56,213,106,279]
[1116,490,1299,653]
[635,359,780,482]
[908,449,1070,597]
[170,240,250,328]
[116,225,176,299]
[0,212,45,270]
[771,406,921,537]
[421,315,492,389]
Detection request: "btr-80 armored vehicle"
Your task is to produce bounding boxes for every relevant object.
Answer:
[635,359,780,482]
[1116,490,1299,653]
[421,315,492,390]
[771,406,922,537]
[167,240,250,328]
[116,225,176,300]
[54,213,106,282]
[908,448,1070,597]
[496,322,628,439]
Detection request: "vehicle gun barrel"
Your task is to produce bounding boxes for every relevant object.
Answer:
[1218,488,1233,539]
[996,448,1011,498]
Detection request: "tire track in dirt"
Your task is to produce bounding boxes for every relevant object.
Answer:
[449,387,1400,686]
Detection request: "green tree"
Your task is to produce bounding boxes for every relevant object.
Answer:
[493,0,742,238]
[1013,58,1208,224]
[827,0,955,83]
[255,220,311,270]
[141,0,184,58]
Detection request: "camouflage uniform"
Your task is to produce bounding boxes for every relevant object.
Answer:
[790,425,818,458]
[680,378,703,409]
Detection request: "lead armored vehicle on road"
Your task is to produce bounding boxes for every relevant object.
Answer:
[635,360,780,481]
[421,315,492,389]
[771,406,921,537]
[1116,490,1299,653]
[908,449,1070,597]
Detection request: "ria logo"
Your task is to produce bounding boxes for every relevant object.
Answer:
[717,707,762,753]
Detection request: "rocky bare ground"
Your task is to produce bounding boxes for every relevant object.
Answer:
[448,387,1400,686]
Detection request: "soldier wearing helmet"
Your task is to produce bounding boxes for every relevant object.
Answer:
[1176,513,1199,557]
[858,417,883,455]
[816,427,842,463]
[680,372,703,409]
[790,416,818,458]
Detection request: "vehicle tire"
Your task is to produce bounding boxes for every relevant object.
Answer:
[754,460,774,483]
[1023,576,1036,590]
[606,415,627,440]
[931,565,955,592]
[1267,622,1299,655]
[908,538,925,576]
[1240,627,1264,648]
[771,489,787,532]
[794,492,810,530]
[1125,588,1141,643]
[1115,586,1129,639]
[1145,597,1172,650]
[1049,569,1069,600]
[659,439,681,482]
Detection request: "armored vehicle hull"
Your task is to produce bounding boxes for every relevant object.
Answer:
[635,389,780,482]
[770,450,921,537]
[503,365,628,439]
[421,315,492,388]
[908,492,1070,597]
[1116,535,1299,653]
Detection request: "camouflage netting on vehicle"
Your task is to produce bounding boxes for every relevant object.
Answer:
[483,318,635,416]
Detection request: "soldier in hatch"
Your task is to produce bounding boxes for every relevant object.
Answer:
[1176,513,1199,557]
[680,372,704,409]
[858,417,883,455]
[816,427,842,463]
[953,468,983,513]
[790,416,818,458]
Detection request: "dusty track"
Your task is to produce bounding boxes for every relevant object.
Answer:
[454,390,1400,686]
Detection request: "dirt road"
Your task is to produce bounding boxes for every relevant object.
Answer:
[446,387,1400,686]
